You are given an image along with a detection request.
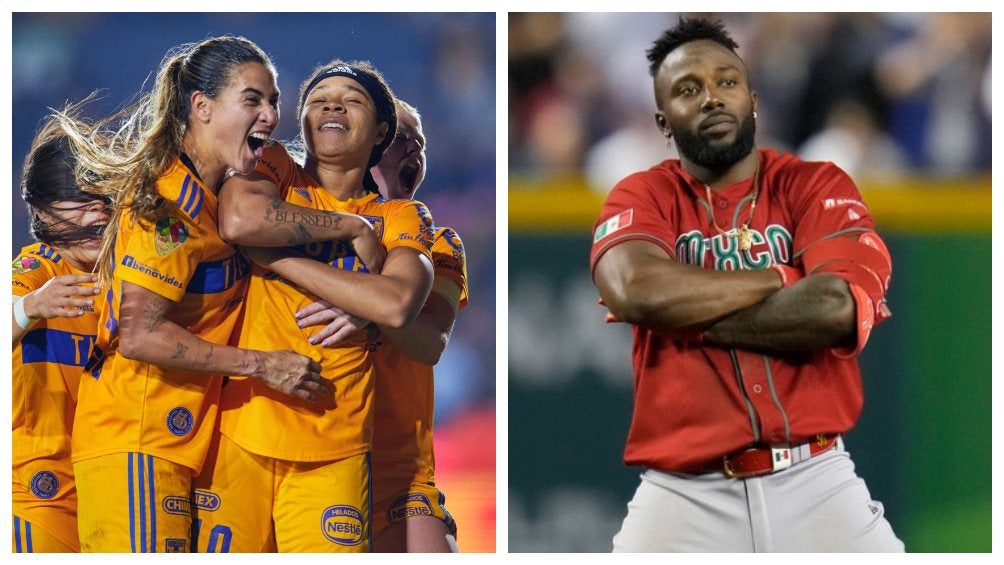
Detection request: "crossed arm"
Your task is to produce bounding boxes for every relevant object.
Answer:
[593,240,856,355]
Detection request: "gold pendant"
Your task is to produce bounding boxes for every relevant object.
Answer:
[739,224,752,251]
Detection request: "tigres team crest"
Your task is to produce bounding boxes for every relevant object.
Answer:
[155,216,189,256]
[30,470,59,500]
[360,215,385,239]
[13,255,41,274]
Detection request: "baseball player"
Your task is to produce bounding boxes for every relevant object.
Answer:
[12,114,109,552]
[590,18,904,552]
[191,61,435,553]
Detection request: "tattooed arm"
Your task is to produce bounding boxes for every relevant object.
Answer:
[116,281,329,402]
[217,171,384,272]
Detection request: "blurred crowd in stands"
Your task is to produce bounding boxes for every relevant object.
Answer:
[509,13,991,192]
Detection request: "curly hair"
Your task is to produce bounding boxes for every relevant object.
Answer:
[647,17,740,77]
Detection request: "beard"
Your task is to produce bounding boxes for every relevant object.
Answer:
[673,113,756,172]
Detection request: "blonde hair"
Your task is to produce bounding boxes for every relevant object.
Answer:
[53,36,275,282]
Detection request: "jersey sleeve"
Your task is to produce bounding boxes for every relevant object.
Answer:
[382,200,435,259]
[431,228,469,309]
[589,172,678,275]
[115,214,204,302]
[788,163,877,253]
[255,143,298,198]
[787,162,892,356]
[12,253,59,297]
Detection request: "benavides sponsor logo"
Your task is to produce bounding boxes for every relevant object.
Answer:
[320,505,365,546]
[121,255,184,289]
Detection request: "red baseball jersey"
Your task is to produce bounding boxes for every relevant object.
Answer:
[589,148,891,472]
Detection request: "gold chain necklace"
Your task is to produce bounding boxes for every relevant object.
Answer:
[704,159,760,252]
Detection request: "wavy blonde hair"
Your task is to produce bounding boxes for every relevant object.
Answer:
[53,35,276,282]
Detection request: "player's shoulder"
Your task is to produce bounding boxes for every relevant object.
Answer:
[259,142,297,174]
[13,242,63,272]
[157,156,210,221]
[12,242,65,290]
[610,159,687,196]
[434,226,465,254]
[764,147,851,185]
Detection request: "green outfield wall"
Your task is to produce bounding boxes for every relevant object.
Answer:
[507,179,991,552]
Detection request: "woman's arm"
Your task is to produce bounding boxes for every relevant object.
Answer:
[218,172,384,272]
[378,288,459,365]
[117,281,329,402]
[247,246,434,329]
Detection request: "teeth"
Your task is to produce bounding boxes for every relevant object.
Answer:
[249,132,271,140]
[321,122,346,130]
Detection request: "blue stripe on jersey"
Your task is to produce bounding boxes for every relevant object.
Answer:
[183,175,197,214]
[20,328,95,367]
[190,184,204,218]
[186,253,249,294]
[26,520,33,552]
[176,175,189,209]
[128,453,136,553]
[138,454,147,553]
[14,516,22,552]
[147,454,157,552]
[37,244,62,263]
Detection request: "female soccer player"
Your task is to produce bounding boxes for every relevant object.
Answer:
[12,114,109,553]
[192,60,435,552]
[56,36,342,552]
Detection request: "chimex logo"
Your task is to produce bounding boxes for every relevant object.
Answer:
[155,216,189,256]
[162,496,191,516]
[320,505,365,546]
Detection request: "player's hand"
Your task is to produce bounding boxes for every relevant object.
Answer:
[253,350,329,403]
[351,219,385,273]
[296,300,371,347]
[20,274,101,319]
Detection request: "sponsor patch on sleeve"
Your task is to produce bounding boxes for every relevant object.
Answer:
[593,209,634,243]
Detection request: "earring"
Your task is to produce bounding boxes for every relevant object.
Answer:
[753,111,758,119]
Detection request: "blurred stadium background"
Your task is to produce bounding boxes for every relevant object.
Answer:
[11,12,496,552]
[509,13,990,552]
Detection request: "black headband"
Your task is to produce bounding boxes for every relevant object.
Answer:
[300,65,391,119]
[300,65,395,192]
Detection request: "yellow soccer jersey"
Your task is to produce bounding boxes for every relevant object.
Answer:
[371,227,469,497]
[13,243,103,551]
[220,143,435,462]
[72,156,250,473]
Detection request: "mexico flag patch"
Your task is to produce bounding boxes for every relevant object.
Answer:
[593,209,634,243]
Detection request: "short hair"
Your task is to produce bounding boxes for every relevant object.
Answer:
[646,17,740,77]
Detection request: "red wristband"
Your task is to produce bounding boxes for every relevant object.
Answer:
[770,264,803,288]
